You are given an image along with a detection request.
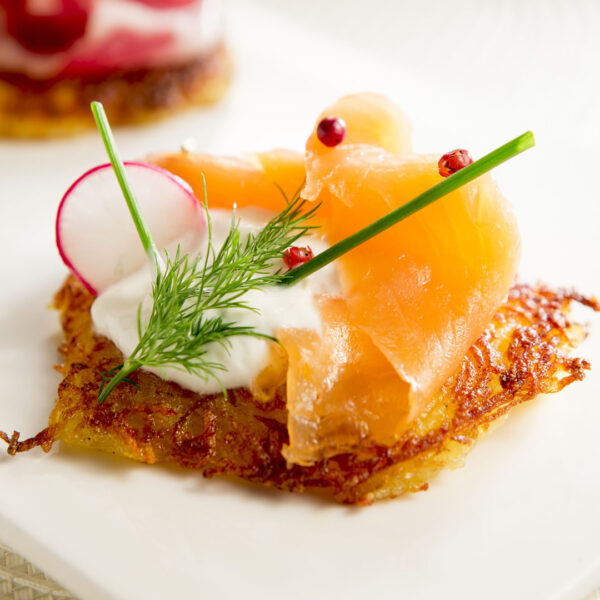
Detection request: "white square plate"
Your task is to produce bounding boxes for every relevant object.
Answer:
[0,2,598,599]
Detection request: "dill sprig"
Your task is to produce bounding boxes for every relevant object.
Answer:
[97,184,318,402]
[91,101,318,402]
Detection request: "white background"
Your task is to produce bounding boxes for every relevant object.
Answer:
[0,1,599,599]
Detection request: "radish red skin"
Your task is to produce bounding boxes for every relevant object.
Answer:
[56,161,204,295]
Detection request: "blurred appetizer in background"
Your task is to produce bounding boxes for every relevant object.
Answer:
[2,94,598,504]
[0,0,230,137]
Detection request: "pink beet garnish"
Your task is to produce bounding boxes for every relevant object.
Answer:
[4,0,89,54]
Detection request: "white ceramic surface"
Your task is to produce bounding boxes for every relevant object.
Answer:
[0,1,599,599]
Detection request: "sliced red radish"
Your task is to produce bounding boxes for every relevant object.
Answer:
[56,161,205,295]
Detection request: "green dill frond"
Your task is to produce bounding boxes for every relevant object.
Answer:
[98,188,318,402]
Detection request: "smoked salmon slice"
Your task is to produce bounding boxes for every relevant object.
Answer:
[150,93,521,466]
[149,149,305,211]
[282,95,521,464]
[278,297,411,466]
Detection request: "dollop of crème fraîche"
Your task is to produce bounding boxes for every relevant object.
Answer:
[0,0,224,78]
[91,207,341,395]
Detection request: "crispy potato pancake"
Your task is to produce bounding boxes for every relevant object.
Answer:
[0,44,230,138]
[2,277,597,504]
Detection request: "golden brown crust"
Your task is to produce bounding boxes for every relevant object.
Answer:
[2,277,598,504]
[0,44,231,138]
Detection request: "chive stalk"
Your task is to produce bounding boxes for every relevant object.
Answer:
[278,131,535,286]
[90,101,164,275]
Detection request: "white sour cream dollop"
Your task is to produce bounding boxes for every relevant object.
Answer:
[91,207,340,394]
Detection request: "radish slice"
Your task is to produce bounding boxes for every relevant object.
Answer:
[56,161,205,295]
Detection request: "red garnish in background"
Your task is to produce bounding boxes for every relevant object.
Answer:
[4,0,89,54]
[438,149,473,177]
[283,246,313,270]
[316,117,346,147]
[134,0,197,7]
